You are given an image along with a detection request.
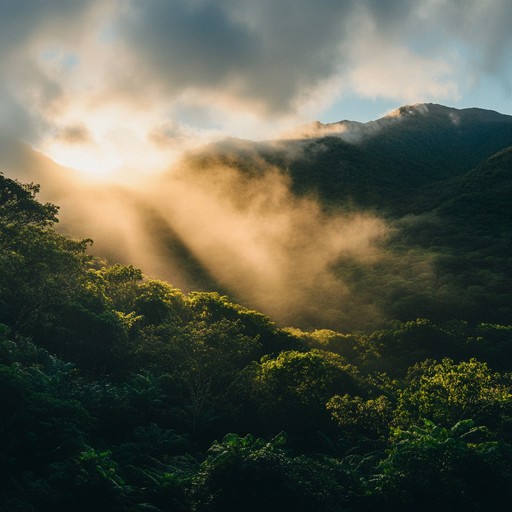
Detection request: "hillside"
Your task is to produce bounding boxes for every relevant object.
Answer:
[163,104,512,328]
[1,103,511,330]
[186,103,512,213]
[2,157,512,511]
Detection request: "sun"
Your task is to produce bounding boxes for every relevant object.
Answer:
[43,141,124,177]
[38,106,179,180]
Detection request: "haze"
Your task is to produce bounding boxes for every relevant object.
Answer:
[1,0,511,329]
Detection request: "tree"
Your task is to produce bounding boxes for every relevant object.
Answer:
[327,394,393,442]
[0,173,92,334]
[251,349,362,439]
[395,358,512,438]
[191,433,361,512]
[374,419,512,511]
[0,173,58,237]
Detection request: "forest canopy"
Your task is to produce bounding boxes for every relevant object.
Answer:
[1,172,512,511]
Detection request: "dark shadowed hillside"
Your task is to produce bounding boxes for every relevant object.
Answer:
[162,104,512,328]
[1,104,511,330]
[186,103,512,214]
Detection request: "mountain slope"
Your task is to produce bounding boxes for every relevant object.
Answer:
[1,104,511,330]
[186,103,512,214]
[362,146,512,324]
[175,104,512,327]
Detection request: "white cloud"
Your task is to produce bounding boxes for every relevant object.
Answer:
[347,36,461,103]
[0,0,511,167]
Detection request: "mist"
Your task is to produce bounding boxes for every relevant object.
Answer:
[144,157,391,329]
[80,163,393,329]
[0,133,396,330]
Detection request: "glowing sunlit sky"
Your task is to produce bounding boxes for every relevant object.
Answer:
[1,0,511,176]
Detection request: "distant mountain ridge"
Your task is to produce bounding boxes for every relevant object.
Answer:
[1,103,511,329]
[307,103,512,140]
[189,103,512,215]
[172,104,512,327]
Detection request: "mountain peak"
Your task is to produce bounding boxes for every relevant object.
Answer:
[382,103,510,123]
[383,103,433,119]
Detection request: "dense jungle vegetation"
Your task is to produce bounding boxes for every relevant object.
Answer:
[2,160,512,511]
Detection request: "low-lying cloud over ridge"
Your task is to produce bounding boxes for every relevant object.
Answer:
[1,0,511,163]
[147,159,391,329]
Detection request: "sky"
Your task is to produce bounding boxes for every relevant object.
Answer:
[1,0,512,176]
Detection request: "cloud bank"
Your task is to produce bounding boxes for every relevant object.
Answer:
[0,0,511,165]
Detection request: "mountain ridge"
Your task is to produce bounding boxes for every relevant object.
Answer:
[187,103,512,215]
[1,103,511,329]
[287,103,512,141]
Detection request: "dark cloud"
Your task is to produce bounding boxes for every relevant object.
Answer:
[113,0,359,113]
[0,0,511,145]
[0,0,108,51]
[110,0,512,115]
[119,1,256,88]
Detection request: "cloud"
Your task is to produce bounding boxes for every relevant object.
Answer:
[111,0,506,120]
[0,0,511,164]
[124,151,391,330]
[423,0,512,90]
[347,36,460,103]
[0,0,113,140]
[56,124,92,144]
[106,0,357,125]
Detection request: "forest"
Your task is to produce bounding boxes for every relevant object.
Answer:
[1,145,512,512]
[1,0,512,504]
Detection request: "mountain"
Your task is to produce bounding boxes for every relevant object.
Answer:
[186,103,512,214]
[165,104,512,327]
[1,103,511,330]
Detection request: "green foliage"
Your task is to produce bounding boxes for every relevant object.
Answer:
[42,302,129,375]
[3,173,512,510]
[0,221,92,333]
[327,394,393,441]
[187,291,300,354]
[363,318,465,375]
[395,358,512,438]
[249,349,363,439]
[133,280,188,326]
[0,173,94,350]
[0,173,58,232]
[288,328,366,362]
[191,433,362,512]
[375,419,512,511]
[95,263,143,312]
